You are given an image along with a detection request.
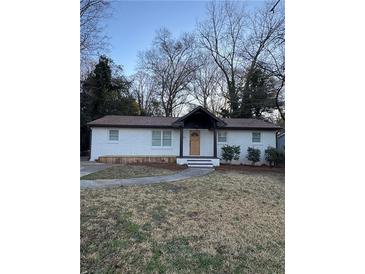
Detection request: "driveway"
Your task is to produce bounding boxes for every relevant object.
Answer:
[80,167,213,189]
[80,161,113,177]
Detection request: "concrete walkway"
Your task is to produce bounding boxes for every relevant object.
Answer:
[80,168,213,189]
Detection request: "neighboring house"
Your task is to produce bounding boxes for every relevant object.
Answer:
[88,106,281,167]
[277,129,285,152]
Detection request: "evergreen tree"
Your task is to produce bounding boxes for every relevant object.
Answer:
[80,56,139,152]
[239,68,277,118]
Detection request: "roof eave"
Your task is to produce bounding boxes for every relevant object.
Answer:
[222,126,281,131]
[88,124,175,129]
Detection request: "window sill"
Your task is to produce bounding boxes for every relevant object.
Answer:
[151,146,173,150]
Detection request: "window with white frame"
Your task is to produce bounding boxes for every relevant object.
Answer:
[252,132,261,143]
[152,130,161,146]
[218,131,227,142]
[162,131,172,146]
[152,130,172,147]
[109,129,119,141]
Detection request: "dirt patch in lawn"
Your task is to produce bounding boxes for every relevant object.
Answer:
[81,171,285,273]
[81,164,176,180]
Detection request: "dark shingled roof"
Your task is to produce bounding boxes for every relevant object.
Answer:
[88,115,177,127]
[221,118,280,129]
[88,115,280,130]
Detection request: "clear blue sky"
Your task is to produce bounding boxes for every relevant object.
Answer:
[103,1,263,77]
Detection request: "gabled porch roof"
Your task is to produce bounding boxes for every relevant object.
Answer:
[171,106,226,128]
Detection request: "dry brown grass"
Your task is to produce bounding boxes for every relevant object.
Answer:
[80,170,285,273]
[81,165,175,180]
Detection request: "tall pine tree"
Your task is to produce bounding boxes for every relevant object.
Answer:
[239,68,277,118]
[80,56,139,152]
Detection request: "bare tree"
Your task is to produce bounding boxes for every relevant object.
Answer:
[191,53,225,114]
[139,29,199,117]
[240,0,284,117]
[191,55,217,108]
[130,71,163,116]
[258,44,285,120]
[212,77,230,115]
[198,1,247,115]
[198,0,284,118]
[80,0,109,69]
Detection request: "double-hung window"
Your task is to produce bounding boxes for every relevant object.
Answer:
[152,130,172,147]
[162,131,172,146]
[252,132,261,143]
[152,130,162,146]
[109,129,119,141]
[218,131,227,143]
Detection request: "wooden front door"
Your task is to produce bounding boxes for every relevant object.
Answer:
[190,130,200,155]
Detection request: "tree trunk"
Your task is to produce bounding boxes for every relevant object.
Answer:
[275,79,285,121]
[203,96,207,109]
[228,82,239,113]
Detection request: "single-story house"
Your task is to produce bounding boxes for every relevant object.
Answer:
[88,106,281,167]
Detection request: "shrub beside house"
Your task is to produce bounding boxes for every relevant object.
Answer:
[265,146,285,167]
[220,145,284,167]
[221,145,241,164]
[246,147,261,165]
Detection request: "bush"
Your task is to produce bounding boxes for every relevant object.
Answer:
[246,147,261,165]
[265,147,285,166]
[221,145,241,163]
[265,147,277,166]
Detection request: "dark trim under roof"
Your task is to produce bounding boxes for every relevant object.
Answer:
[87,107,281,130]
[171,106,227,127]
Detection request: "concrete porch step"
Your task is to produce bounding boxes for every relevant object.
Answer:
[187,159,214,168]
[177,157,219,167]
[188,164,214,168]
[186,159,213,162]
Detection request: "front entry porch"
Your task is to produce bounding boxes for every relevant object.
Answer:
[177,129,220,167]
[172,107,226,167]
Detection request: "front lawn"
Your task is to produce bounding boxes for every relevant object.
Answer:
[81,164,176,180]
[80,170,285,273]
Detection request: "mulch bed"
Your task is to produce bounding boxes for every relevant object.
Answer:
[217,164,285,173]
